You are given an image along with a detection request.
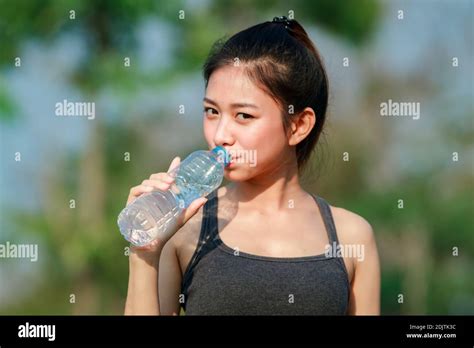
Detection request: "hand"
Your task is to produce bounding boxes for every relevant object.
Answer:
[126,156,209,253]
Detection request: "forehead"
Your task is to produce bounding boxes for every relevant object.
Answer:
[205,65,274,106]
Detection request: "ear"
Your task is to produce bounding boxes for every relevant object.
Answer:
[288,107,316,146]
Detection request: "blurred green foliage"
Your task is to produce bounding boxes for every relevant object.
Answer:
[0,0,472,315]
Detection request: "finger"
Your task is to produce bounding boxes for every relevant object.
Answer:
[129,184,154,197]
[149,173,175,183]
[141,179,172,191]
[167,156,181,173]
[181,197,208,225]
[127,185,154,206]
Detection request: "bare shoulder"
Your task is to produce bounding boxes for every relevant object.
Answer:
[171,199,205,270]
[328,204,376,246]
[328,204,380,314]
[172,203,204,246]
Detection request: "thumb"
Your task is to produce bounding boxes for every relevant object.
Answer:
[167,156,181,174]
[181,197,208,225]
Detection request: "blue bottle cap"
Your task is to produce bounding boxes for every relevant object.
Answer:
[211,146,231,167]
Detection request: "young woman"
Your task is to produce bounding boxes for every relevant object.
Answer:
[125,17,380,315]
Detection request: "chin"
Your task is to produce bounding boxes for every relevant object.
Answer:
[224,167,255,182]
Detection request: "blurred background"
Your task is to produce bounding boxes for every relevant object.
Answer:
[0,0,472,315]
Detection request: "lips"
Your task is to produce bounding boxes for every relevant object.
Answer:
[221,148,243,164]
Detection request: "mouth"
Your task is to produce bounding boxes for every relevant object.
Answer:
[230,155,241,164]
[226,156,240,168]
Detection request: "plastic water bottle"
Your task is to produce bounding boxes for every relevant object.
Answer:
[118,146,231,246]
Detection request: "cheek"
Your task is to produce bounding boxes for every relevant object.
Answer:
[243,120,287,160]
[203,118,215,145]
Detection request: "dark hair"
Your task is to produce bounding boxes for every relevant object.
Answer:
[203,18,329,173]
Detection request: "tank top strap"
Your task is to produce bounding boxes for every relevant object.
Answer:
[310,194,340,246]
[180,190,219,304]
[204,189,220,240]
[310,193,349,282]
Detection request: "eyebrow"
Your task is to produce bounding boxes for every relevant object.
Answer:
[203,97,259,109]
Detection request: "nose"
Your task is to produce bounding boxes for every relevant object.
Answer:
[213,116,234,148]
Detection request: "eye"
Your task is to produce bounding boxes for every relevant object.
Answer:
[236,112,254,120]
[203,107,218,117]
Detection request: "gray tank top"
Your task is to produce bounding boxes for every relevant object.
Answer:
[180,190,350,315]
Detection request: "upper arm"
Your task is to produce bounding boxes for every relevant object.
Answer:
[158,236,182,315]
[333,207,380,315]
[346,216,380,315]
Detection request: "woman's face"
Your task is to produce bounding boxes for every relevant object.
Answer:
[203,65,294,182]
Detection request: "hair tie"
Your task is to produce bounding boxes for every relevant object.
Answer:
[272,16,291,30]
